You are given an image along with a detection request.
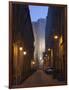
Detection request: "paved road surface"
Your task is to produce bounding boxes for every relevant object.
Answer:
[13,70,66,88]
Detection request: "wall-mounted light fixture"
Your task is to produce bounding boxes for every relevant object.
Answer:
[54,35,58,40]
[48,48,51,51]
[40,57,42,60]
[32,61,35,65]
[19,47,23,51]
[23,51,27,55]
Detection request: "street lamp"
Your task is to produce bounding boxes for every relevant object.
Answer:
[54,35,58,40]
[32,61,35,65]
[48,48,51,51]
[23,51,27,55]
[19,47,23,51]
[40,57,42,60]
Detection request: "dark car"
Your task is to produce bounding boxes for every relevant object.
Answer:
[44,67,56,74]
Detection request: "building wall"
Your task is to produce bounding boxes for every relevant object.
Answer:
[10,2,34,85]
[32,19,46,67]
[45,6,67,81]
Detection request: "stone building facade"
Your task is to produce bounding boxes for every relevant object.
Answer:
[45,6,67,82]
[9,2,34,87]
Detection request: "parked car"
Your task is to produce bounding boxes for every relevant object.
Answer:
[44,67,56,74]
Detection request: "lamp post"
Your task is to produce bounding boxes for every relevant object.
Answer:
[18,46,23,83]
[53,35,59,78]
[48,48,51,67]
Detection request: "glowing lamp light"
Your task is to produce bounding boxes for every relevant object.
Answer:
[48,48,51,51]
[40,57,42,60]
[32,61,35,65]
[19,47,23,51]
[23,51,27,55]
[54,35,58,39]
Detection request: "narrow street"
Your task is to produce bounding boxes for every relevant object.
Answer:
[13,70,66,88]
[9,3,67,88]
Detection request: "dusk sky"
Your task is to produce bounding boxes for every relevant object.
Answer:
[29,5,48,22]
[29,5,48,62]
